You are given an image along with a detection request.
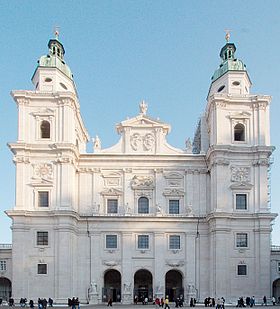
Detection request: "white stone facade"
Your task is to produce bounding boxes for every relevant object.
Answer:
[5,37,277,304]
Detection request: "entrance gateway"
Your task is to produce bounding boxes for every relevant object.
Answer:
[0,278,12,301]
[102,269,184,303]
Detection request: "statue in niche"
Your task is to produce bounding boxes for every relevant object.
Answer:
[93,135,101,152]
[126,203,132,214]
[186,203,193,216]
[156,204,162,214]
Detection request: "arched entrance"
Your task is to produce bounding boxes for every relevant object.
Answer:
[103,270,121,303]
[273,278,280,303]
[165,270,184,302]
[0,277,12,301]
[134,269,153,303]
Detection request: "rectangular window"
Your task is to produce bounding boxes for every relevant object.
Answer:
[236,233,248,248]
[169,200,179,214]
[106,235,117,249]
[37,231,48,246]
[237,264,247,276]
[38,191,49,207]
[278,261,280,272]
[107,199,118,214]
[0,260,6,271]
[169,235,180,250]
[138,235,149,249]
[236,194,247,210]
[37,263,47,274]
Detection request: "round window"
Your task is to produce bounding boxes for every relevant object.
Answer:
[232,81,240,86]
[59,82,68,90]
[45,77,52,82]
[217,85,225,92]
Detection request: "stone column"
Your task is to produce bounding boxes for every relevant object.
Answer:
[89,232,101,304]
[122,232,133,304]
[154,232,165,298]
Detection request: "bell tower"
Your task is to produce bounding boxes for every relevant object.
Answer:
[31,29,76,94]
[205,34,276,300]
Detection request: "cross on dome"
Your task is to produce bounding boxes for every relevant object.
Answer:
[54,26,60,40]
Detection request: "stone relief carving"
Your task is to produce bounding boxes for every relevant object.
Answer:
[131,175,154,189]
[253,159,270,166]
[103,260,119,266]
[167,179,182,187]
[163,188,184,196]
[143,133,155,151]
[130,133,142,151]
[231,166,250,183]
[166,260,185,267]
[33,163,53,180]
[130,133,155,152]
[100,188,123,196]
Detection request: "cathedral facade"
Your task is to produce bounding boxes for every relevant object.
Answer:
[6,35,277,304]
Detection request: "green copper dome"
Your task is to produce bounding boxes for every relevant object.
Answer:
[211,42,247,82]
[35,37,73,80]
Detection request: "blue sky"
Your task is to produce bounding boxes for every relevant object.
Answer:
[0,0,279,244]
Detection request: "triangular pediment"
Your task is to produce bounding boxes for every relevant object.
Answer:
[116,114,170,134]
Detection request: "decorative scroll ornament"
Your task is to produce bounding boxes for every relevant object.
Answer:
[34,163,53,179]
[131,175,154,189]
[231,167,250,183]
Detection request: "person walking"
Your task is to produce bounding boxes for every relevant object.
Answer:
[164,296,170,309]
[107,297,113,307]
[262,296,267,306]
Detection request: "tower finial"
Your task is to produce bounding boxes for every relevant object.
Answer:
[54,26,60,40]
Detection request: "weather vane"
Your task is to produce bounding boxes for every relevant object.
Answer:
[224,29,231,42]
[54,26,60,39]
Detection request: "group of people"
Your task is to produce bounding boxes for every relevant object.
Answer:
[236,296,255,307]
[67,297,80,309]
[16,298,53,308]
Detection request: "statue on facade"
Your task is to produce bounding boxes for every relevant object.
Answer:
[187,284,196,297]
[156,282,163,293]
[123,282,131,293]
[93,135,101,152]
[139,100,148,115]
[185,138,193,154]
[89,281,98,294]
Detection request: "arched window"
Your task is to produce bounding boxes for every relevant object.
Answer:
[40,120,50,139]
[138,197,149,214]
[234,123,245,141]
